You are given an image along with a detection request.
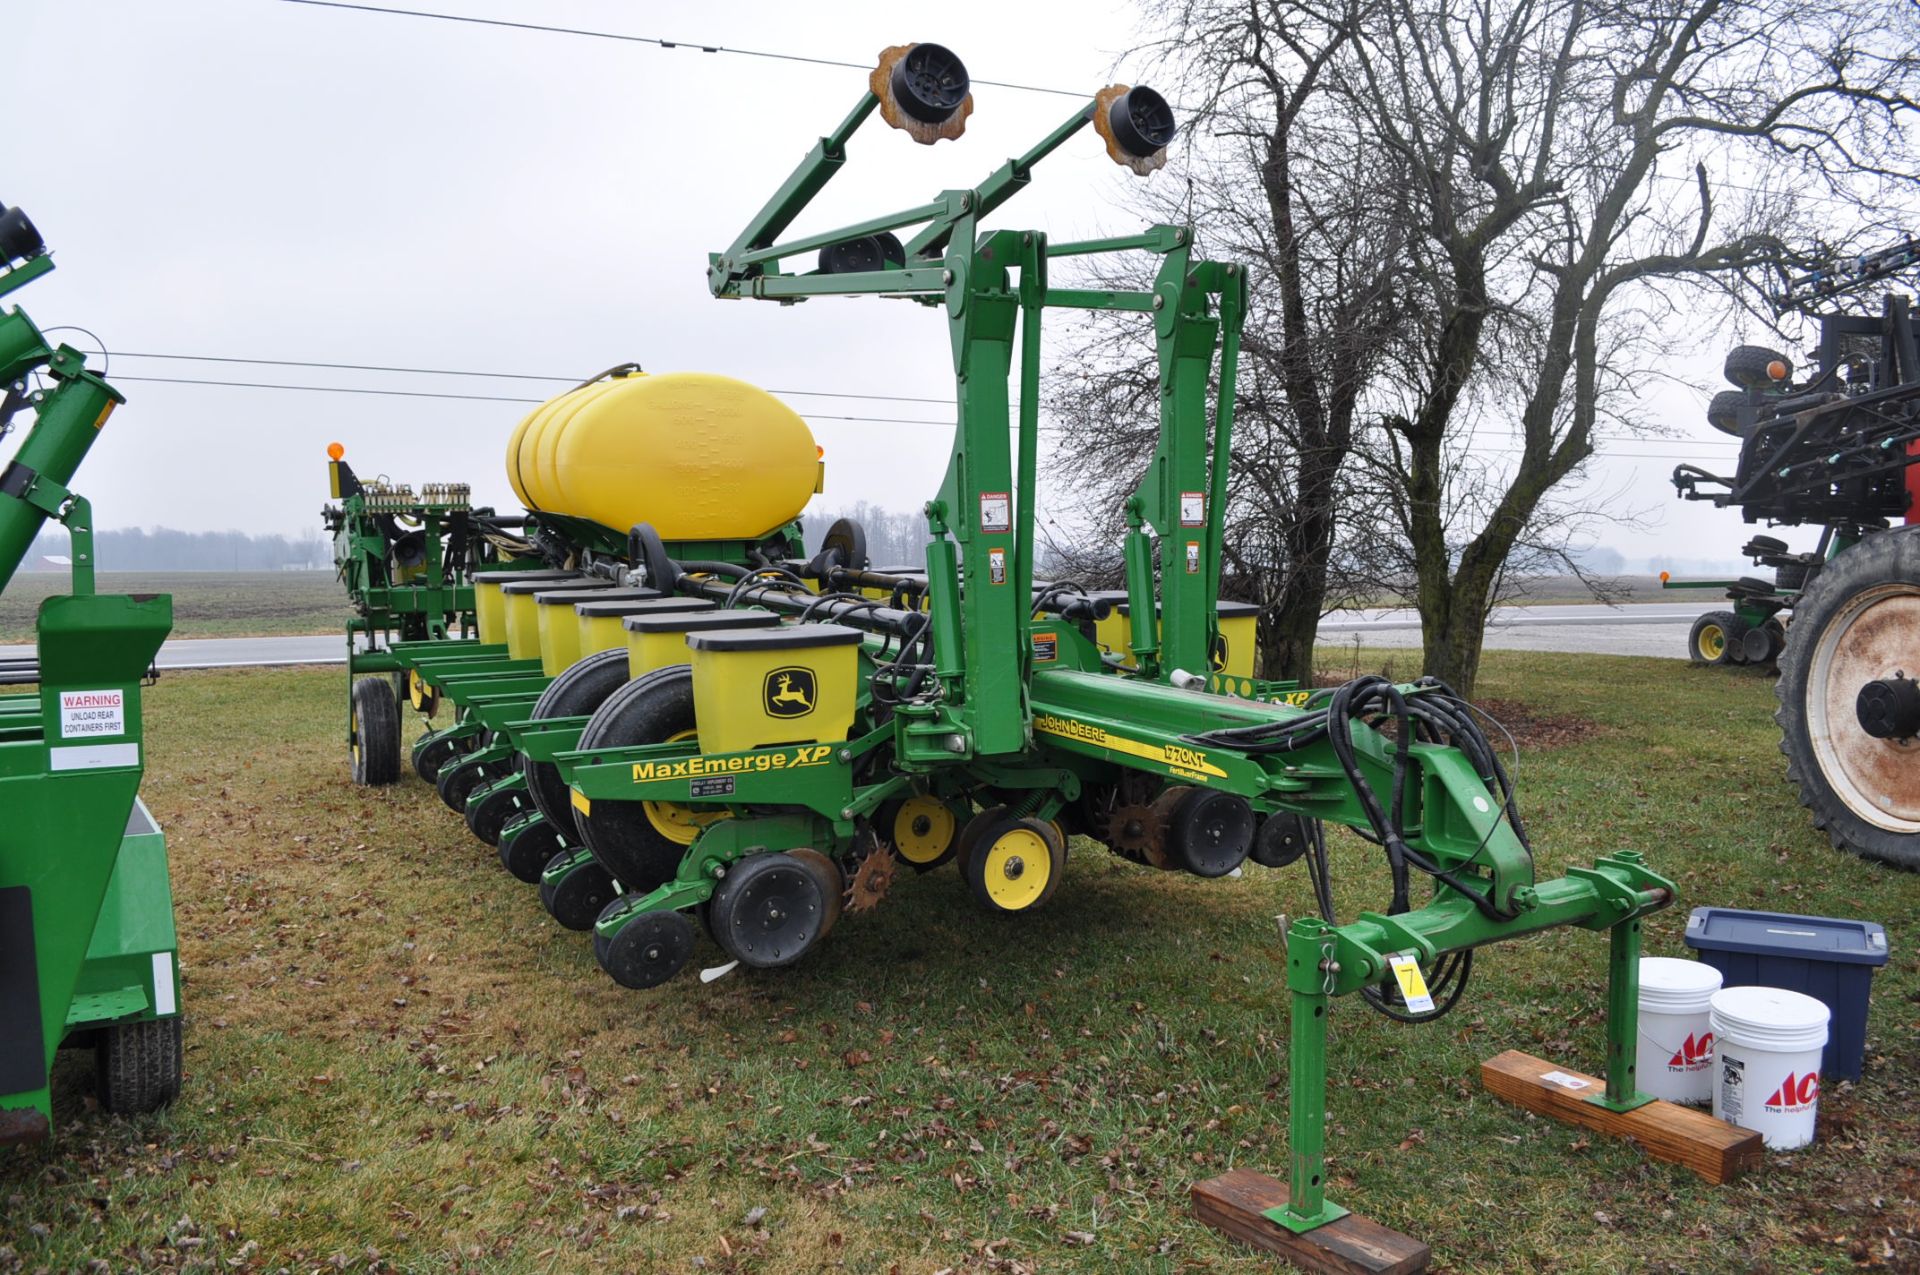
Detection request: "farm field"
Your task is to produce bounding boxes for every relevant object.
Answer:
[0,571,349,642]
[2,651,1915,1273]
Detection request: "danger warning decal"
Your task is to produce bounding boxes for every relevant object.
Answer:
[59,689,126,739]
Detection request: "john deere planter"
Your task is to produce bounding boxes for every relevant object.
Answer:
[498,45,1700,1261]
[0,205,181,1143]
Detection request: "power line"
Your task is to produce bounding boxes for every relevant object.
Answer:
[273,0,1087,99]
[110,350,955,405]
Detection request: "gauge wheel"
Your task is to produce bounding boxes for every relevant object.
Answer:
[1688,611,1739,666]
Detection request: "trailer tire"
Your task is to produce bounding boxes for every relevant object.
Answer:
[350,676,401,786]
[96,1017,182,1114]
[1723,344,1791,390]
[1688,611,1739,665]
[1775,527,1920,869]
[573,667,718,892]
[522,649,633,826]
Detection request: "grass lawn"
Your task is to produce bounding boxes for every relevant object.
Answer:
[3,651,1916,1273]
[0,572,349,643]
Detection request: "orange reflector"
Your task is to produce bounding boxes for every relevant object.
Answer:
[1660,570,1671,583]
[1767,360,1788,381]
[327,441,346,460]
[817,445,826,459]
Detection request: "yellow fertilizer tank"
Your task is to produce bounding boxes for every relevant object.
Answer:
[506,371,822,541]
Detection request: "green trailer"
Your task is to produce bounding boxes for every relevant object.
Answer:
[0,204,180,1144]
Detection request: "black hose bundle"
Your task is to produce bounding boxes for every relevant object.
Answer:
[1189,674,1531,1023]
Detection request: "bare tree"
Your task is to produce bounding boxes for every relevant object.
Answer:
[1348,0,1919,693]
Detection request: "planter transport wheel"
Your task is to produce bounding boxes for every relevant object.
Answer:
[1776,526,1920,868]
[96,1017,183,1114]
[962,813,1066,913]
[598,908,697,990]
[349,676,401,786]
[540,858,618,931]
[707,852,829,969]
[498,813,565,884]
[1723,344,1792,390]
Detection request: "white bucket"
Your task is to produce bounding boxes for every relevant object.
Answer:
[1637,957,1723,1104]
[1711,985,1830,1149]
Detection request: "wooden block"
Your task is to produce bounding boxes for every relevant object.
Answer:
[1480,1050,1763,1184]
[1192,1169,1430,1274]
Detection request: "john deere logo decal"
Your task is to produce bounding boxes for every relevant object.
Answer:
[764,667,816,718]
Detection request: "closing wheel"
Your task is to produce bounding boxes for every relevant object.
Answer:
[1776,528,1920,868]
[96,1016,183,1114]
[539,857,618,931]
[466,782,529,847]
[1688,611,1739,666]
[573,666,726,891]
[598,907,697,990]
[879,794,961,871]
[349,676,401,786]
[498,812,565,883]
[437,754,495,812]
[522,648,634,825]
[706,853,829,968]
[962,814,1067,913]
[412,730,465,784]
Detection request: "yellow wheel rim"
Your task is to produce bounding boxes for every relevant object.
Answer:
[892,795,956,865]
[1698,624,1725,661]
[980,827,1051,911]
[351,708,361,764]
[643,728,729,845]
[408,669,431,710]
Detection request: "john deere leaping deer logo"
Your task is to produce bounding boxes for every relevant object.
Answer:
[764,667,817,718]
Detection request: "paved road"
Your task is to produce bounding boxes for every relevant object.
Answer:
[0,602,1706,670]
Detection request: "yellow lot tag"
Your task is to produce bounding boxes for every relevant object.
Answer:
[1388,954,1435,1014]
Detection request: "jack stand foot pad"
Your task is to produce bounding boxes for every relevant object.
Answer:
[1191,1169,1430,1273]
[1480,1050,1762,1185]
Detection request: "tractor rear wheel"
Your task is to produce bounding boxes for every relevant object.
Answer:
[350,676,401,786]
[573,667,722,892]
[1776,528,1920,868]
[522,649,633,825]
[96,1017,183,1114]
[1688,611,1739,666]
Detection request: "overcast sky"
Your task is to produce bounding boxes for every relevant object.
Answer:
[3,0,1822,570]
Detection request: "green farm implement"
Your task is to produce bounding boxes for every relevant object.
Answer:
[509,44,1703,1262]
[0,204,181,1144]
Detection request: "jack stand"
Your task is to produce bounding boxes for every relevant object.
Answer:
[1480,914,1763,1184]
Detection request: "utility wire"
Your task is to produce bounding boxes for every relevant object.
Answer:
[273,0,1087,99]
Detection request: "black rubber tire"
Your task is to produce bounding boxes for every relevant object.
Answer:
[498,813,565,883]
[465,783,529,847]
[1167,788,1255,877]
[96,1017,183,1114]
[598,908,697,989]
[539,858,618,931]
[436,755,495,812]
[1776,560,1811,592]
[1251,813,1314,869]
[1688,611,1740,666]
[960,812,1067,913]
[706,853,828,968]
[412,731,464,784]
[523,649,634,826]
[573,666,703,892]
[1724,344,1792,390]
[1775,528,1920,869]
[1706,388,1748,437]
[349,677,401,786]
